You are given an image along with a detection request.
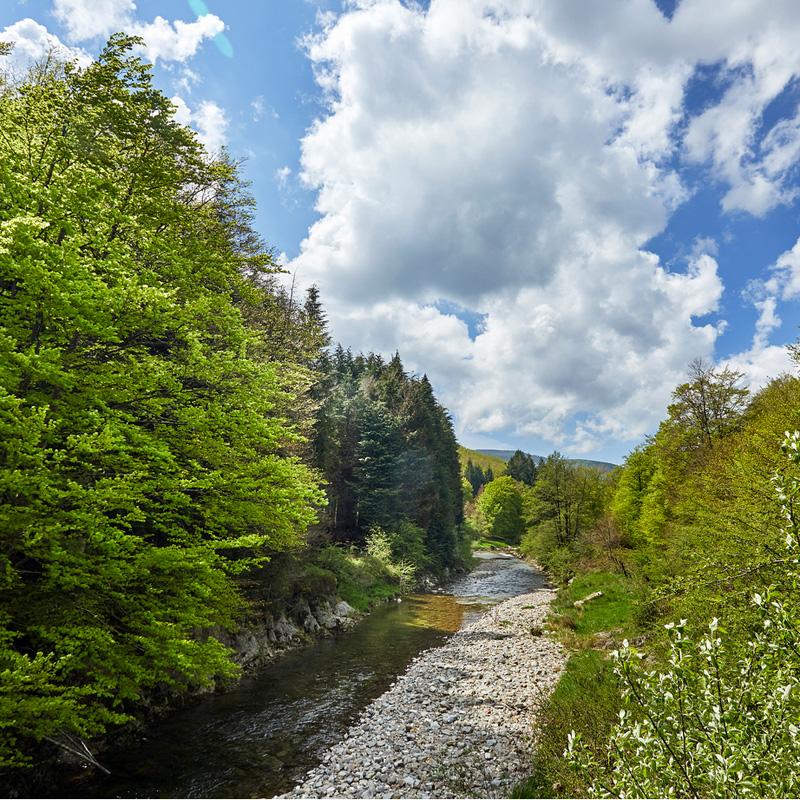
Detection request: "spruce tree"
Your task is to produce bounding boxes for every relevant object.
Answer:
[507,449,537,485]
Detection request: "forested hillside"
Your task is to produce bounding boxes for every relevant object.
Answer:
[313,346,464,568]
[458,446,507,477]
[512,358,800,798]
[452,358,800,796]
[0,38,465,773]
[463,448,607,550]
[476,449,617,473]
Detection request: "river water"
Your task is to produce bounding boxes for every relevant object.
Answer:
[60,553,544,799]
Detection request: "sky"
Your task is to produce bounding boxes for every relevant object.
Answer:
[3,0,800,464]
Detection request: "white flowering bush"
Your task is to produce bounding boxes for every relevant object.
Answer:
[566,432,800,798]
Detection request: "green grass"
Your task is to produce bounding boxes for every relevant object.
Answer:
[550,570,640,641]
[335,577,401,612]
[473,536,512,550]
[511,650,620,798]
[313,545,404,612]
[511,569,641,797]
[457,445,507,477]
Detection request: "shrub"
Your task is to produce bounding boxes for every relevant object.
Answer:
[522,524,577,584]
[389,521,432,573]
[567,432,800,798]
[365,527,394,564]
[366,527,416,589]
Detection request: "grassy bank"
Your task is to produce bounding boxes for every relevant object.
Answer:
[513,567,642,798]
[269,523,476,614]
[473,536,512,551]
[313,544,411,611]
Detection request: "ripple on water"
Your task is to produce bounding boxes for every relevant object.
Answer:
[54,554,544,800]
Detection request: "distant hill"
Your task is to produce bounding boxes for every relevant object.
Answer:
[475,448,617,474]
[457,446,507,476]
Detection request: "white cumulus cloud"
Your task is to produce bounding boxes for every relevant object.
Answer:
[51,0,224,64]
[679,1,800,216]
[171,95,228,153]
[727,236,800,388]
[289,0,763,456]
[133,15,224,64]
[52,0,133,41]
[1,18,91,73]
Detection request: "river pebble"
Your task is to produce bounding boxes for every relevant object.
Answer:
[281,589,565,798]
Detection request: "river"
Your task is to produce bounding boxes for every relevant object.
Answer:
[59,553,544,799]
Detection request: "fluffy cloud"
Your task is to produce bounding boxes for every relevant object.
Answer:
[770,237,800,301]
[133,15,224,64]
[171,96,228,153]
[51,0,224,64]
[289,0,748,454]
[52,0,133,41]
[0,18,90,72]
[170,95,231,156]
[726,237,800,387]
[290,0,800,456]
[678,1,800,216]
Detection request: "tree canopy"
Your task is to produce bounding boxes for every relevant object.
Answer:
[0,37,326,768]
[506,449,537,485]
[476,476,525,544]
[312,347,464,569]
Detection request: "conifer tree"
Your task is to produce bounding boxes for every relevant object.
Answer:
[506,449,537,485]
[465,460,486,496]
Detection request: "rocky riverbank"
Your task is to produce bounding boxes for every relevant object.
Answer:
[219,596,359,671]
[283,588,565,799]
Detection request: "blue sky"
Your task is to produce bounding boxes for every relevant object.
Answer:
[4,1,800,463]
[1,0,327,260]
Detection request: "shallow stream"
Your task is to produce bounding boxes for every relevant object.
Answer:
[60,553,544,799]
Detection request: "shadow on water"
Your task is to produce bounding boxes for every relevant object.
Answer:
[57,554,544,799]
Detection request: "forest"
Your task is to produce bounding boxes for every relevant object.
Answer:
[0,36,466,774]
[4,28,800,800]
[459,358,800,797]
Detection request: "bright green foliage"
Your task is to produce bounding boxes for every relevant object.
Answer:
[568,435,800,797]
[521,359,800,798]
[665,374,800,629]
[461,476,473,504]
[527,454,607,548]
[636,466,668,545]
[313,536,411,612]
[389,520,432,573]
[476,476,524,543]
[611,449,668,549]
[364,527,416,588]
[609,447,657,542]
[0,39,321,766]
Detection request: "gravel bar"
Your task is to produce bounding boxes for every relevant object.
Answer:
[281,589,565,799]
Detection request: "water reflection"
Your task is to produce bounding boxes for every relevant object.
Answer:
[57,555,543,799]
